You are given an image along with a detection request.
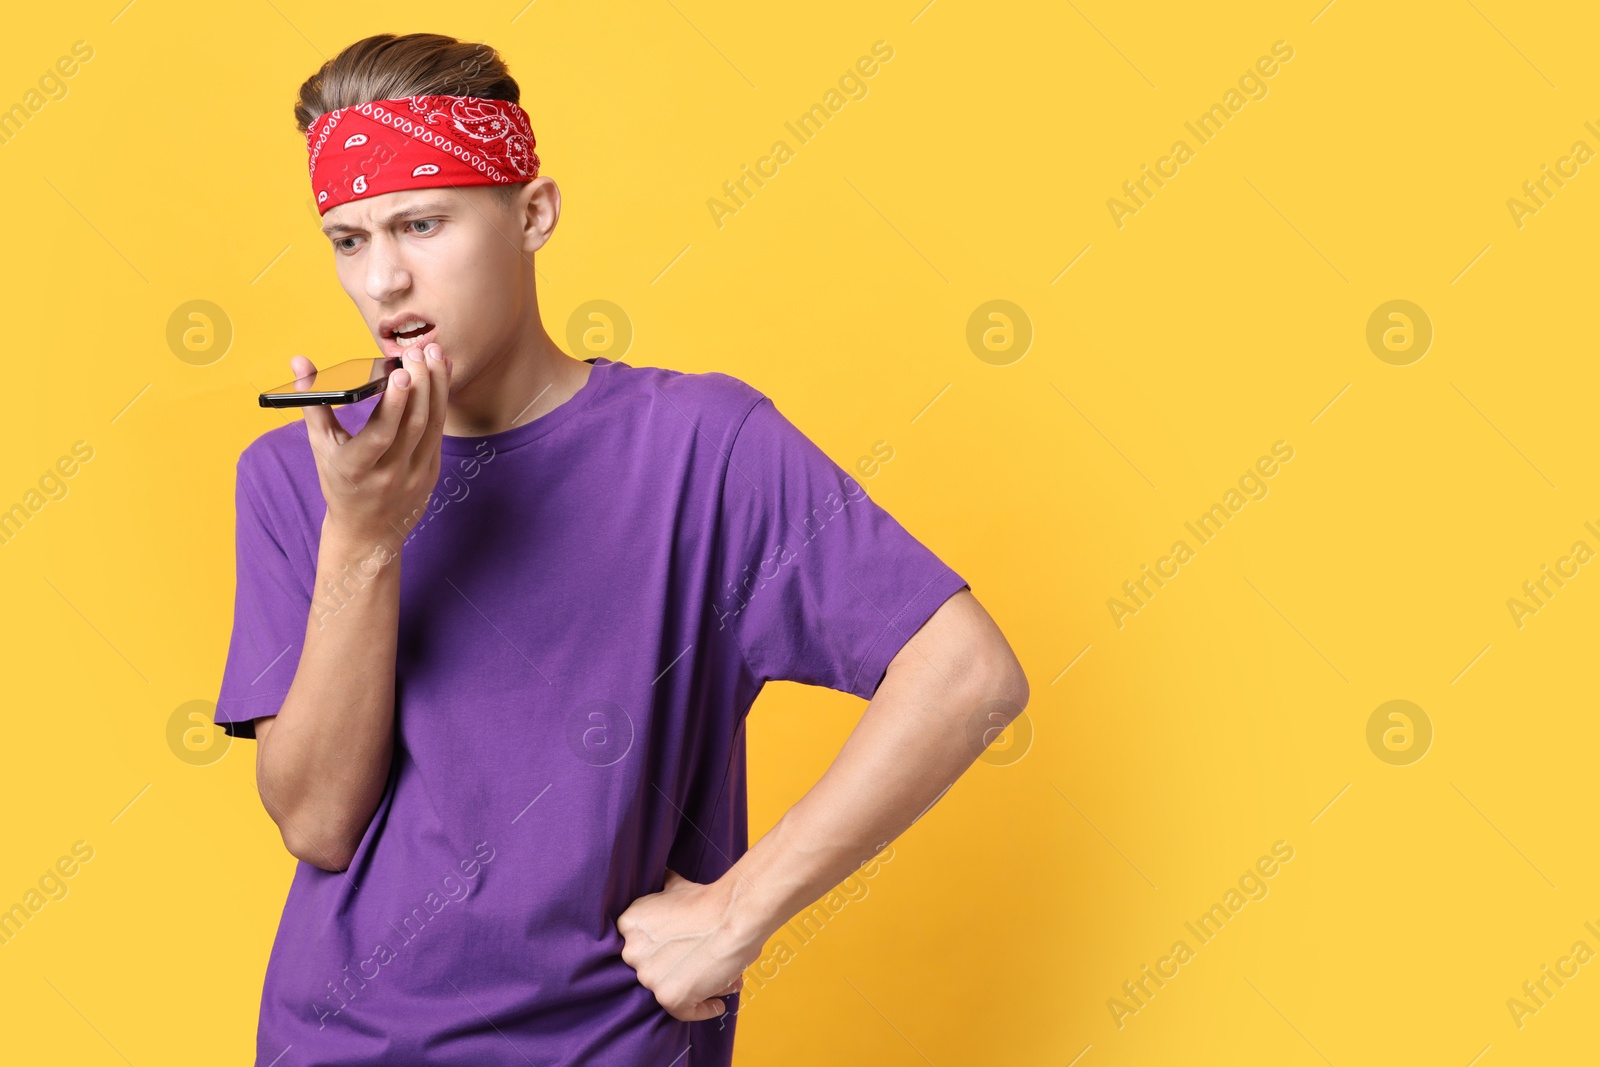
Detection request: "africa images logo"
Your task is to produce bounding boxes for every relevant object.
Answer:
[310,841,496,1029]
[713,475,872,630]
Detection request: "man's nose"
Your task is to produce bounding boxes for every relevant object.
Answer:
[364,234,411,302]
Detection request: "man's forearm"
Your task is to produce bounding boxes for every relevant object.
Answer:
[715,599,1028,953]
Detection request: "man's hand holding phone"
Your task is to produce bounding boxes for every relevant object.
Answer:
[293,343,451,551]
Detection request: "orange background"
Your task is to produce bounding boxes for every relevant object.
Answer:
[4,2,1599,1064]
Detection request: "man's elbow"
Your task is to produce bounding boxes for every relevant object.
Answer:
[971,647,1029,721]
[938,633,1028,721]
[280,825,355,873]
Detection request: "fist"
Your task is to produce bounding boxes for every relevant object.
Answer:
[617,868,758,1022]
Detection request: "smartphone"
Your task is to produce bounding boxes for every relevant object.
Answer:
[258,356,403,408]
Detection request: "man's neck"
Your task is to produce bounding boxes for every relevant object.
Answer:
[442,324,592,439]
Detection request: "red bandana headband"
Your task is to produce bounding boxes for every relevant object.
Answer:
[306,94,540,216]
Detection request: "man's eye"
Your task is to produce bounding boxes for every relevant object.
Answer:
[331,220,434,251]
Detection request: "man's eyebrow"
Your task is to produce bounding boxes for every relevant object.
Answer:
[321,200,454,237]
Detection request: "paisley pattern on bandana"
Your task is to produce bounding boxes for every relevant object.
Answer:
[307,94,540,216]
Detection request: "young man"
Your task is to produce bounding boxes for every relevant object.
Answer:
[216,32,1028,1066]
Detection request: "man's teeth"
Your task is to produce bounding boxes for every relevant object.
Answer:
[392,320,432,347]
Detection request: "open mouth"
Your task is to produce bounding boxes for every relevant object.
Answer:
[385,319,437,350]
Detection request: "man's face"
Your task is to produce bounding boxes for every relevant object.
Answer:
[318,184,546,372]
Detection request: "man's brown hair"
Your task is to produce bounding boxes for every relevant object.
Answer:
[295,33,528,209]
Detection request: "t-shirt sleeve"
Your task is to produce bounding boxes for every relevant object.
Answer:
[214,450,312,739]
[711,395,970,700]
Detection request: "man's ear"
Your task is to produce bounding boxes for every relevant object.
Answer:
[519,176,560,254]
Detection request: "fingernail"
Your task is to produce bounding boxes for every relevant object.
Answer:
[427,348,441,363]
[394,369,410,388]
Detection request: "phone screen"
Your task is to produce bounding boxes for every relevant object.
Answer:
[260,356,401,402]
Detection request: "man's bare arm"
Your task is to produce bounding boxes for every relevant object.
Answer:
[249,345,450,873]
[715,588,1028,946]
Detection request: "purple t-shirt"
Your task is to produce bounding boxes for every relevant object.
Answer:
[215,355,968,1066]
